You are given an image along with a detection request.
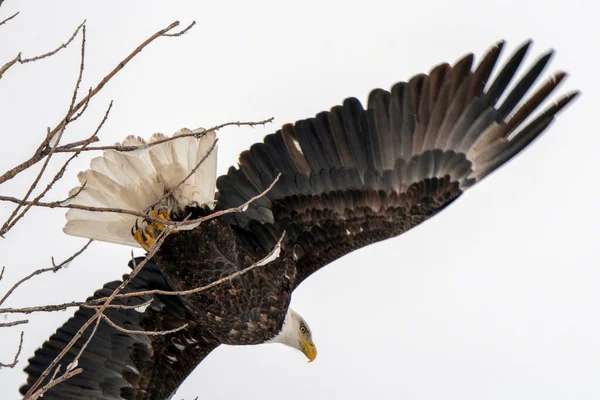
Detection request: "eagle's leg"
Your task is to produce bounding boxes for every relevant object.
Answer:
[132,208,172,251]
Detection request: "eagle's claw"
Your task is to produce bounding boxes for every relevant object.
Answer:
[132,208,172,251]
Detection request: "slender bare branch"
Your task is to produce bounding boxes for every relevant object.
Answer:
[0,11,18,26]
[102,314,188,336]
[53,117,274,153]
[0,268,57,307]
[0,21,84,81]
[28,368,83,400]
[20,21,85,64]
[146,137,218,212]
[0,299,155,314]
[0,240,92,307]
[0,319,28,328]
[163,20,196,37]
[174,173,281,228]
[0,331,24,368]
[0,195,157,221]
[51,239,93,270]
[0,52,20,79]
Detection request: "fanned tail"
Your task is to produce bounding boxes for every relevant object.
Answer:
[63,129,217,247]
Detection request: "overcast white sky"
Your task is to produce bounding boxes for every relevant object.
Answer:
[0,1,598,399]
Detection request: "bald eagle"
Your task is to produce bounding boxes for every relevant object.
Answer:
[21,41,577,399]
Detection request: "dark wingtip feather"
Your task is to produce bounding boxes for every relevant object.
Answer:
[541,90,580,116]
[469,40,505,98]
[504,71,570,135]
[496,49,555,120]
[484,40,533,105]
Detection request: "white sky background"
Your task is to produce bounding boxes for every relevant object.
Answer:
[0,0,598,399]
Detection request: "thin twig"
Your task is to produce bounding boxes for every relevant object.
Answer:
[0,195,158,223]
[0,299,154,315]
[146,137,218,212]
[0,319,28,328]
[28,368,83,400]
[0,331,24,368]
[0,267,58,307]
[20,21,85,64]
[0,52,20,79]
[174,173,281,228]
[163,20,196,37]
[51,239,93,269]
[67,87,92,123]
[101,313,188,336]
[0,22,84,81]
[53,118,274,153]
[0,11,18,27]
[0,240,92,307]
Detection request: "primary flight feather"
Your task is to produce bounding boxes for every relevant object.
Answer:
[21,40,578,399]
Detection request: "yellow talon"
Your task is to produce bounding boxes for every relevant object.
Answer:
[132,208,173,251]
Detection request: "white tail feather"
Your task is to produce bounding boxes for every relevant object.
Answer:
[63,128,217,247]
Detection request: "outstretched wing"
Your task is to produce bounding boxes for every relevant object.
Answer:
[20,259,218,400]
[216,41,578,286]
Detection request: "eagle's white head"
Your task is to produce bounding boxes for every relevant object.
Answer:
[267,308,317,362]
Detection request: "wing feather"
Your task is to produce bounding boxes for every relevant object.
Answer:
[20,260,218,400]
[216,41,577,288]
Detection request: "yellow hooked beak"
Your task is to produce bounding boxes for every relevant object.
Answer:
[300,336,317,363]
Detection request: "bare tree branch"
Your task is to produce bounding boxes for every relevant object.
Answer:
[0,331,24,368]
[0,11,18,26]
[0,299,154,315]
[101,314,188,336]
[174,173,281,228]
[0,101,113,236]
[0,240,92,307]
[28,368,83,400]
[0,52,19,79]
[0,20,195,186]
[51,239,93,270]
[0,319,28,328]
[53,117,274,153]
[146,137,218,212]
[21,21,85,64]
[163,20,196,37]
[0,21,84,80]
[0,24,88,237]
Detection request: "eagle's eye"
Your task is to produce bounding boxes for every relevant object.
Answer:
[300,325,308,334]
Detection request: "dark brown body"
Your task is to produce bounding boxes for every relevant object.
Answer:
[154,218,296,346]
